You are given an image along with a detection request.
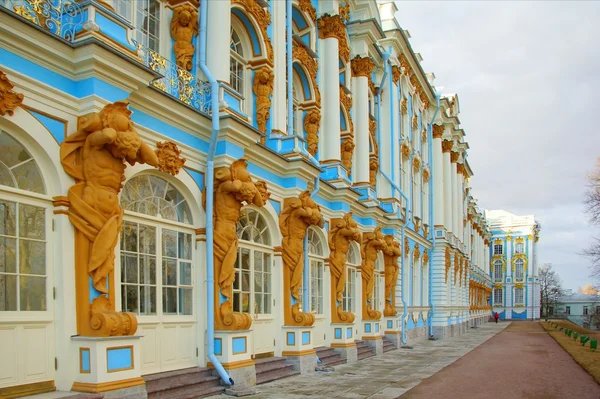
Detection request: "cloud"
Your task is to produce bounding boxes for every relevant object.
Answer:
[393,1,600,289]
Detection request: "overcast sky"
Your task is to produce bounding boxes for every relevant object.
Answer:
[393,1,600,290]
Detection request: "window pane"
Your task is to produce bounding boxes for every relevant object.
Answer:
[0,200,16,236]
[180,262,192,286]
[179,288,192,315]
[19,275,46,311]
[162,230,177,258]
[140,255,156,285]
[12,161,44,194]
[140,284,156,314]
[0,237,17,273]
[122,222,138,252]
[163,258,177,286]
[163,287,177,314]
[123,285,138,313]
[123,255,138,284]
[139,224,156,254]
[0,275,17,310]
[19,240,45,276]
[19,204,45,240]
[178,232,192,260]
[241,292,250,313]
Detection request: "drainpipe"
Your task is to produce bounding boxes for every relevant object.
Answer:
[302,177,321,312]
[198,2,233,386]
[428,93,441,337]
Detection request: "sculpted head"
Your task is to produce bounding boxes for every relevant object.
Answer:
[180,9,191,26]
[102,102,141,160]
[231,158,251,182]
[254,181,270,205]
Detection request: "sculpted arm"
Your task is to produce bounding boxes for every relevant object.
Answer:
[87,128,117,147]
[220,180,243,193]
[137,141,159,167]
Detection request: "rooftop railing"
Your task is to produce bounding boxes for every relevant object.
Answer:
[1,0,84,41]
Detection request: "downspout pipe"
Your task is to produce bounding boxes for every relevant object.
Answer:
[198,2,233,386]
[428,93,441,337]
[302,177,321,312]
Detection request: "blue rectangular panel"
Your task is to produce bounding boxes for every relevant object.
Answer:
[286,332,295,346]
[214,338,222,356]
[80,348,90,373]
[334,328,342,339]
[375,323,379,333]
[346,327,352,339]
[232,337,246,354]
[107,347,133,372]
[387,320,393,329]
[302,331,310,345]
[365,323,371,333]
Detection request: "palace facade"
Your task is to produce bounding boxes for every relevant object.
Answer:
[0,0,498,397]
[486,210,541,320]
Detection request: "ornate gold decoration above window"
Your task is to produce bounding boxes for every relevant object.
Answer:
[252,65,274,134]
[493,238,503,245]
[506,236,512,241]
[432,124,444,139]
[445,248,451,283]
[511,253,528,273]
[494,283,503,289]
[454,253,460,285]
[341,137,355,177]
[412,115,418,129]
[404,237,410,256]
[156,141,186,175]
[423,224,429,238]
[369,157,378,187]
[527,234,533,240]
[414,218,421,233]
[401,98,408,115]
[399,53,430,109]
[413,243,421,260]
[441,140,453,153]
[392,65,401,84]
[399,54,410,74]
[304,109,321,156]
[232,0,274,64]
[317,13,350,61]
[339,1,350,24]
[340,85,353,111]
[423,249,429,263]
[516,237,525,244]
[292,42,321,105]
[0,69,24,116]
[422,169,430,183]
[514,283,524,289]
[401,143,410,159]
[298,0,316,22]
[280,191,323,326]
[351,55,375,78]
[369,119,378,154]
[421,129,427,143]
[412,157,421,172]
[170,5,198,71]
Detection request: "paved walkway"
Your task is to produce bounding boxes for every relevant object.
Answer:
[212,322,507,399]
[402,321,600,399]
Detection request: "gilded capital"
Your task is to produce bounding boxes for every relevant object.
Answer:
[0,69,24,116]
[401,98,408,115]
[318,13,345,40]
[412,157,421,171]
[456,163,465,175]
[398,53,411,75]
[441,140,453,153]
[432,124,444,139]
[351,55,375,78]
[422,169,430,182]
[421,129,427,143]
[401,143,410,159]
[392,65,401,84]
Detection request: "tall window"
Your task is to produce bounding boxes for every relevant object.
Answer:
[515,242,525,254]
[230,27,245,96]
[412,257,420,306]
[307,228,324,315]
[343,243,360,312]
[117,0,161,52]
[493,260,503,281]
[514,287,524,305]
[584,306,589,315]
[235,209,272,315]
[120,175,194,315]
[0,131,48,312]
[514,259,524,281]
[493,243,503,255]
[493,288,503,305]
[566,306,571,315]
[373,255,384,312]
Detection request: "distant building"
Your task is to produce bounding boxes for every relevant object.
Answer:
[485,210,541,320]
[553,290,600,330]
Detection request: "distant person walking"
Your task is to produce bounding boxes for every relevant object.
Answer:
[494,312,499,324]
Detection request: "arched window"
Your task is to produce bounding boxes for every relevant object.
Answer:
[515,259,524,281]
[308,227,324,314]
[343,242,360,313]
[230,26,245,97]
[235,208,273,315]
[120,174,194,315]
[0,130,48,312]
[493,260,503,281]
[373,253,384,312]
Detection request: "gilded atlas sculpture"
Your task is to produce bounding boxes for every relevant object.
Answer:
[60,101,185,336]
[383,234,401,317]
[253,66,274,134]
[327,212,361,323]
[170,4,199,71]
[280,191,324,326]
[203,158,270,330]
[361,227,386,320]
[341,137,355,177]
[304,109,321,156]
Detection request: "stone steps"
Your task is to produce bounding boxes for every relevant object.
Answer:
[315,346,347,367]
[355,340,375,360]
[383,336,397,353]
[255,357,299,385]
[55,395,104,399]
[143,367,224,399]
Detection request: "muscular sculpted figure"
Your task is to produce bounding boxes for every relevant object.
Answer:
[280,191,323,326]
[383,234,401,317]
[171,5,198,71]
[252,66,274,134]
[304,109,321,156]
[327,212,361,323]
[61,101,182,336]
[204,158,269,330]
[341,137,355,177]
[361,227,385,320]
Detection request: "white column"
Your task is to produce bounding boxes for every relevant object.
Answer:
[322,37,341,161]
[442,141,453,234]
[450,154,458,236]
[207,0,231,82]
[271,0,286,133]
[528,236,534,277]
[379,73,393,198]
[433,127,444,226]
[457,164,464,243]
[353,74,370,184]
[506,238,512,279]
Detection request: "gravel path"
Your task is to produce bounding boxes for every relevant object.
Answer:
[401,321,600,399]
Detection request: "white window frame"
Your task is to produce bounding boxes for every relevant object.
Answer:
[493,244,503,255]
[343,244,360,313]
[515,242,525,254]
[493,288,503,305]
[584,306,589,315]
[514,287,524,305]
[116,0,162,53]
[493,260,503,281]
[514,259,524,282]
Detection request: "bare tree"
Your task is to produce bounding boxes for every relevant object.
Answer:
[584,158,600,279]
[539,263,563,318]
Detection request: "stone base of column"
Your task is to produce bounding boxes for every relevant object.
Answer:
[281,326,316,373]
[208,330,255,386]
[320,162,352,188]
[330,324,357,363]
[361,320,383,355]
[354,184,378,207]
